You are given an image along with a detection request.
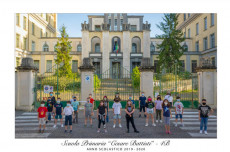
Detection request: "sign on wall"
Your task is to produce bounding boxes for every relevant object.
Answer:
[85,75,90,83]
[44,85,54,93]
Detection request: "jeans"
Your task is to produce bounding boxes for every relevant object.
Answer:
[98,114,106,128]
[200,117,208,131]
[47,112,52,121]
[156,109,162,120]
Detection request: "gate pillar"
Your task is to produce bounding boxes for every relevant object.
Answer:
[79,58,95,104]
[139,57,154,98]
[196,58,217,108]
[15,57,38,111]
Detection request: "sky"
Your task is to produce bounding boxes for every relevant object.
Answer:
[57,13,165,37]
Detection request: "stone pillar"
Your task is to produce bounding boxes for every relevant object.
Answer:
[79,58,95,103]
[102,31,110,75]
[123,31,131,71]
[16,57,38,111]
[139,57,154,98]
[196,58,217,108]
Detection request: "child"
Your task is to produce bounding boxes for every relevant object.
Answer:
[164,92,173,108]
[103,96,109,122]
[84,97,93,127]
[145,96,156,126]
[97,100,107,133]
[53,98,64,128]
[139,92,146,117]
[89,93,95,110]
[174,96,184,127]
[63,101,74,133]
[46,97,55,124]
[49,92,56,104]
[37,101,48,133]
[155,95,163,123]
[71,96,79,124]
[125,100,139,133]
[129,94,135,108]
[162,99,172,134]
[198,99,213,135]
[112,93,122,128]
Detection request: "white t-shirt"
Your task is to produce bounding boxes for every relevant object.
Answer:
[164,95,173,103]
[112,102,122,114]
[63,106,74,116]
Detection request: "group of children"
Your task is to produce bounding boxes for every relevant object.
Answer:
[37,92,213,135]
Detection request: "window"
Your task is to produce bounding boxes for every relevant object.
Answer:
[77,44,82,51]
[120,19,123,30]
[130,25,137,31]
[16,13,20,26]
[203,37,208,50]
[188,28,190,38]
[183,43,188,51]
[34,60,39,72]
[184,14,186,21]
[211,57,215,66]
[40,29,43,37]
[196,23,199,35]
[43,43,49,52]
[211,13,214,26]
[180,60,185,72]
[32,22,35,35]
[188,13,191,17]
[95,43,100,52]
[32,41,35,51]
[108,13,111,17]
[95,25,101,31]
[195,41,199,52]
[16,34,20,48]
[23,16,27,30]
[210,33,215,48]
[46,60,52,73]
[120,13,122,17]
[23,37,27,50]
[204,17,207,30]
[154,60,158,73]
[114,19,117,31]
[132,43,137,52]
[150,43,155,52]
[72,60,78,73]
[191,60,197,73]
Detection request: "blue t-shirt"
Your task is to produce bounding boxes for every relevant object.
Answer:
[71,101,79,111]
[54,103,63,115]
[139,96,146,106]
[163,106,170,117]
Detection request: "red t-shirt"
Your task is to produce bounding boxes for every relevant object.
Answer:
[37,107,48,118]
[90,98,94,104]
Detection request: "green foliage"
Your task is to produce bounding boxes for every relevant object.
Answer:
[94,75,101,89]
[55,25,73,78]
[178,71,192,79]
[156,13,186,73]
[131,66,140,89]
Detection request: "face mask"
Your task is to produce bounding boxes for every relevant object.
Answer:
[104,98,106,100]
[202,102,206,105]
[177,99,180,102]
[50,94,53,96]
[157,98,160,100]
[57,100,60,103]
[164,102,167,106]
[67,104,71,106]
[142,94,144,96]
[41,104,44,107]
[87,100,90,102]
[116,95,118,97]
[100,103,103,106]
[129,97,132,99]
[74,99,76,101]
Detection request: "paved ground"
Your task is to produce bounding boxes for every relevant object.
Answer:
[15,108,217,138]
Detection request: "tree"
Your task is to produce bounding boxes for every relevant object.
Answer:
[156,13,186,73]
[132,66,140,89]
[55,25,73,78]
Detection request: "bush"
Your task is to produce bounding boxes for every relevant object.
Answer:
[131,66,140,89]
[94,75,101,89]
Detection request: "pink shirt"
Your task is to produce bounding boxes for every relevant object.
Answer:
[155,100,163,110]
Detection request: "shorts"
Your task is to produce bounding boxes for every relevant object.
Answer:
[175,114,183,119]
[147,108,154,114]
[140,105,145,112]
[65,115,72,126]
[113,114,121,119]
[39,117,45,125]
[85,111,92,118]
[55,114,62,119]
[164,116,170,125]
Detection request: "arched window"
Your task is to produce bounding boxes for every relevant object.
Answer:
[77,44,82,52]
[183,43,188,51]
[95,43,100,52]
[132,43,137,52]
[43,42,49,52]
[150,43,155,52]
[112,36,121,53]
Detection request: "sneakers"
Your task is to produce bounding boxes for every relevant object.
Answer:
[64,130,67,133]
[175,123,178,127]
[119,124,122,128]
[61,124,64,127]
[145,123,148,127]
[97,130,100,133]
[160,120,163,123]
[134,130,139,133]
[200,130,203,134]
[204,131,208,135]
[152,123,156,127]
[113,124,116,128]
[53,125,56,128]
[156,120,158,123]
